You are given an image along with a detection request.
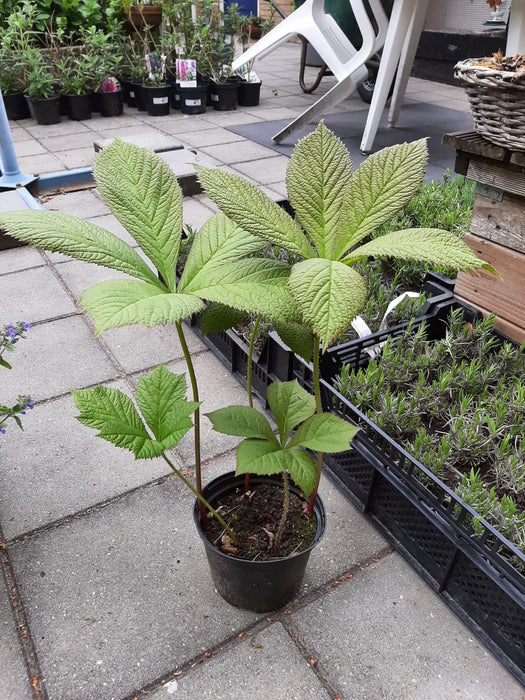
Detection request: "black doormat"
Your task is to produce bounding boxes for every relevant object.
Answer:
[227,102,473,181]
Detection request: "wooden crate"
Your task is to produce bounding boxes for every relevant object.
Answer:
[444,131,525,343]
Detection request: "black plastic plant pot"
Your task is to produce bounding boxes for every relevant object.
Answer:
[120,79,131,104]
[3,93,30,120]
[194,472,325,612]
[209,81,238,111]
[130,82,146,111]
[170,82,181,110]
[30,97,61,125]
[179,85,207,115]
[238,80,261,107]
[98,91,123,117]
[127,83,138,108]
[142,85,171,116]
[65,93,92,121]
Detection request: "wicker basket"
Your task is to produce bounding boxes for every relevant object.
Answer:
[455,58,525,152]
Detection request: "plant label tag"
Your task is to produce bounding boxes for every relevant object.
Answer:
[153,97,168,104]
[129,91,135,98]
[211,94,219,101]
[176,59,197,88]
[186,99,201,106]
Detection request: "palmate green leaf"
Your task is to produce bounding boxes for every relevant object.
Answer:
[94,140,183,292]
[267,380,315,445]
[288,259,368,347]
[286,121,353,259]
[189,258,297,324]
[200,302,247,337]
[235,439,318,496]
[0,211,163,289]
[345,228,497,274]
[195,164,315,260]
[72,386,164,459]
[206,405,277,443]
[80,279,204,335]
[288,413,358,452]
[136,365,199,448]
[178,213,265,292]
[333,139,428,259]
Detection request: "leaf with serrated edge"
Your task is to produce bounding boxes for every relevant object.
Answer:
[235,439,285,476]
[178,213,264,292]
[289,259,368,348]
[207,405,278,443]
[287,121,352,259]
[200,302,247,337]
[136,365,198,447]
[195,164,315,259]
[345,228,497,274]
[273,322,314,364]
[94,139,183,292]
[333,139,428,259]
[80,280,204,335]
[267,380,315,444]
[288,413,358,452]
[72,386,162,459]
[284,449,318,496]
[189,258,296,323]
[0,211,163,289]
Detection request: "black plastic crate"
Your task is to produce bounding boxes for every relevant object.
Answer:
[320,376,525,686]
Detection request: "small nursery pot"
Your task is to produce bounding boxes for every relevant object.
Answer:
[194,472,325,612]
[30,97,61,125]
[142,85,171,116]
[65,93,92,121]
[238,80,261,107]
[179,85,207,115]
[170,82,181,110]
[130,82,147,111]
[209,81,238,111]
[3,93,30,120]
[98,91,123,117]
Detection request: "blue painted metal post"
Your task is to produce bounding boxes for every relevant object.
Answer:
[0,88,37,189]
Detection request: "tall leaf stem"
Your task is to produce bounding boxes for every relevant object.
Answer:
[175,321,206,523]
[306,336,323,515]
[245,314,261,491]
[273,471,290,555]
[161,453,237,543]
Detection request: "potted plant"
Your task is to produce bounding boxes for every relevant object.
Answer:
[57,50,94,121]
[0,128,490,612]
[22,47,61,124]
[0,46,30,120]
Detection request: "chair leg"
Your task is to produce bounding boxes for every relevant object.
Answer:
[272,64,369,144]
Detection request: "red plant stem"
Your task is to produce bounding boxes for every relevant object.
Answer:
[306,337,323,515]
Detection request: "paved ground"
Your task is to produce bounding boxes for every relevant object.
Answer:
[1,43,523,699]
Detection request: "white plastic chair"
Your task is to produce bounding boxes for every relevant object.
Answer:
[231,0,389,143]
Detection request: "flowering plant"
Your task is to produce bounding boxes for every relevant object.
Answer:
[145,51,167,86]
[101,76,120,93]
[0,322,34,434]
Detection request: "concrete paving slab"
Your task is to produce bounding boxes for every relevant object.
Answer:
[17,153,65,176]
[175,127,246,148]
[11,138,47,158]
[0,245,45,274]
[40,131,103,153]
[292,554,524,699]
[25,120,91,138]
[157,149,217,196]
[100,321,207,375]
[0,189,32,214]
[0,266,77,324]
[55,147,96,170]
[0,385,179,540]
[200,111,264,127]
[0,575,32,700]
[147,623,332,700]
[182,195,218,232]
[8,470,258,700]
[93,133,183,153]
[45,189,110,218]
[232,155,289,185]
[84,213,138,247]
[199,140,280,165]
[158,115,218,135]
[55,257,130,302]
[0,316,119,403]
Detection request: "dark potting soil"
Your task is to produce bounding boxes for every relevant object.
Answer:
[204,482,317,561]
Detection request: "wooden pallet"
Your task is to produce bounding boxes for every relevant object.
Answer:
[444,131,525,343]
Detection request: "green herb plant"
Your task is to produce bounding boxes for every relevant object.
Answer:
[196,122,494,514]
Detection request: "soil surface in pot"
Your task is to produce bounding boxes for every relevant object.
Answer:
[204,482,317,560]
